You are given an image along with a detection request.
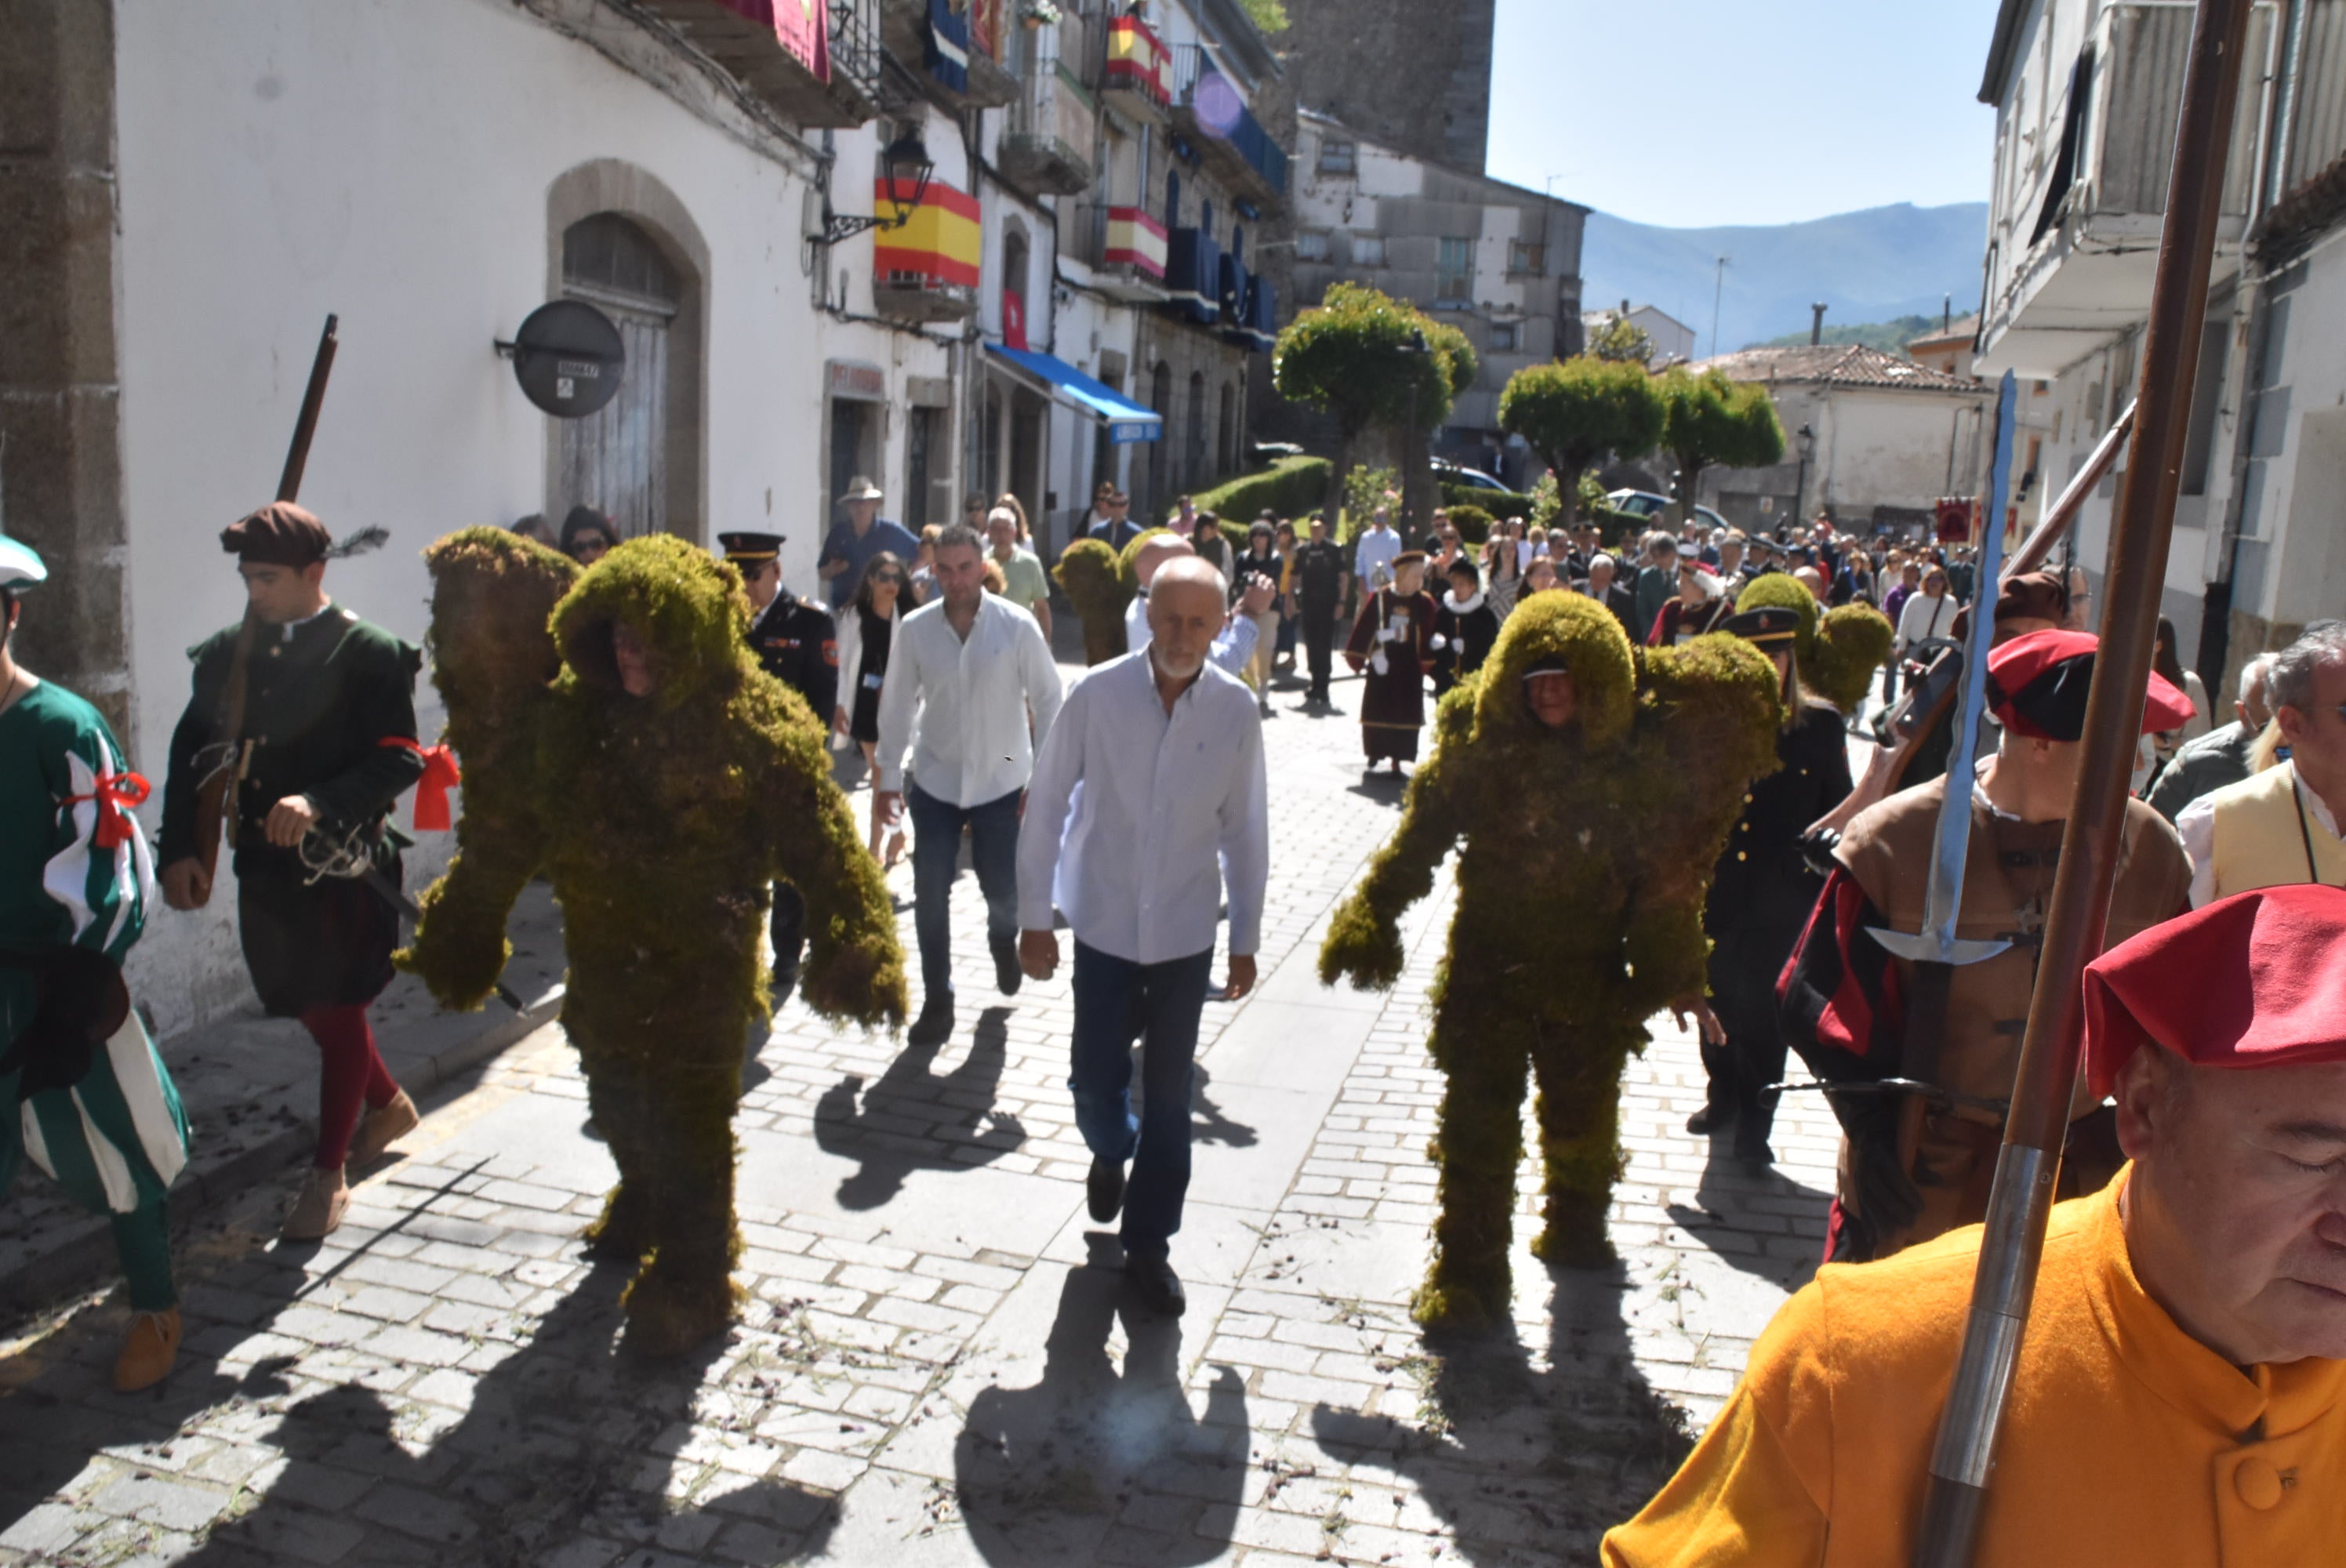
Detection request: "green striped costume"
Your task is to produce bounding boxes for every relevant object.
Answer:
[2,679,187,1308]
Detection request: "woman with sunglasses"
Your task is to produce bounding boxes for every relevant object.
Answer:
[836,551,908,864]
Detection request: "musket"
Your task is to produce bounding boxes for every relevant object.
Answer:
[1912,2,2256,1562]
[1861,372,2020,1214]
[187,314,340,904]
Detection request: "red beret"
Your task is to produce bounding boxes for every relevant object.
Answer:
[1985,628,2194,742]
[2086,886,2346,1097]
[220,502,332,567]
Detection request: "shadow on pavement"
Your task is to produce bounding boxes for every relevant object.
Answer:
[1309,1264,1697,1561]
[2,1250,841,1566]
[955,1234,1247,1565]
[1189,1067,1258,1150]
[812,1007,1027,1210]
[1663,1145,1835,1290]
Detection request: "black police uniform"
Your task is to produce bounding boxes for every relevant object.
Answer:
[1290,537,1347,702]
[721,533,841,1001]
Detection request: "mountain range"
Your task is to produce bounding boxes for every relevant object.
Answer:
[1578,201,1989,358]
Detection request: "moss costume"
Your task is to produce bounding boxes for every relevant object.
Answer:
[399,531,906,1354]
[1320,594,1781,1327]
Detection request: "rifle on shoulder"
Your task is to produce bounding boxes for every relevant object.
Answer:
[186,314,339,905]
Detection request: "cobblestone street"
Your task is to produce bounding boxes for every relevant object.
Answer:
[0,655,1843,1568]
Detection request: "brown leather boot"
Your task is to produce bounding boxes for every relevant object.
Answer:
[283,1167,349,1240]
[114,1308,182,1393]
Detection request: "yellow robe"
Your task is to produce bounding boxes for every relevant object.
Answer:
[1603,1169,2346,1566]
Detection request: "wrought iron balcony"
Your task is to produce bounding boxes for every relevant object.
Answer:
[636,0,885,128]
[1000,56,1095,198]
[1063,201,1170,301]
[1168,44,1288,208]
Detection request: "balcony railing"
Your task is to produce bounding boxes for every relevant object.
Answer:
[1162,224,1221,325]
[1000,52,1095,198]
[1063,201,1170,301]
[1168,44,1288,205]
[1100,12,1169,122]
[636,0,884,127]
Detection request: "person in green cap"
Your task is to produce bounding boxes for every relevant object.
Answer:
[0,535,191,1391]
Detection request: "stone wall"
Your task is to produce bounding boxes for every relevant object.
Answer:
[1276,0,1496,173]
[0,0,132,742]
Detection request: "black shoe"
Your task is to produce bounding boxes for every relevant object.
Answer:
[990,937,1022,996]
[906,996,953,1047]
[1686,1102,1736,1135]
[1087,1156,1126,1222]
[1124,1255,1186,1316]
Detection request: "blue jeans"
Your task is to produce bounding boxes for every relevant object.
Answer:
[908,781,1022,999]
[1068,940,1214,1260]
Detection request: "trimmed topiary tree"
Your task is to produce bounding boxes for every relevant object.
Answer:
[1732,573,1894,714]
[399,529,907,1357]
[1318,591,1782,1328]
[1657,368,1787,521]
[1273,283,1469,526]
[1498,357,1667,528]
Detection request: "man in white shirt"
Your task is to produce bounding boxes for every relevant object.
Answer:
[876,524,1066,1045]
[1353,506,1401,601]
[1122,535,1274,678]
[2175,623,2346,906]
[1018,557,1269,1316]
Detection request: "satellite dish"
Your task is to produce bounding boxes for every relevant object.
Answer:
[497,299,624,419]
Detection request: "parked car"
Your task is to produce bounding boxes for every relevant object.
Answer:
[1433,459,1512,493]
[1606,489,1730,533]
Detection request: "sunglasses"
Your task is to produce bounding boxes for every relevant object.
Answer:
[873,572,905,585]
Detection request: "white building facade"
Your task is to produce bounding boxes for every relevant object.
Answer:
[3,0,1284,1032]
[1974,0,2346,690]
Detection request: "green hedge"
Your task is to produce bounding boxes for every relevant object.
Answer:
[1444,504,1495,545]
[1442,481,1537,517]
[1175,456,1334,530]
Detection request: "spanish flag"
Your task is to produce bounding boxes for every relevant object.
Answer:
[873,178,981,289]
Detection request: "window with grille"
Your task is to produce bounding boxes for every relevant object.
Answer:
[1436,237,1473,302]
[1352,234,1386,267]
[1319,139,1356,175]
[1507,240,1545,276]
[1295,230,1330,261]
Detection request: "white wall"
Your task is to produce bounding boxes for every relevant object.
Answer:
[112,0,875,1026]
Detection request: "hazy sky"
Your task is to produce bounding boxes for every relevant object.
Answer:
[1487,0,2005,227]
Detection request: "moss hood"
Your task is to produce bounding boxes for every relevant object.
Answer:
[553,535,755,713]
[1467,591,1638,750]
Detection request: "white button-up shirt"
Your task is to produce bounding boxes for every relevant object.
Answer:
[1019,651,1269,964]
[875,593,1064,806]
[1124,591,1258,677]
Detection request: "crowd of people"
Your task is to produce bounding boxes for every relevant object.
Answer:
[5,463,2343,1559]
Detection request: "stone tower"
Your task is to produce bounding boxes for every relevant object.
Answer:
[1276,0,1497,172]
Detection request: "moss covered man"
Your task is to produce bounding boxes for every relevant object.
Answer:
[401,531,906,1355]
[1320,593,1781,1327]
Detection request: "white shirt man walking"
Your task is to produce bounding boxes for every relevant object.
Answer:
[876,524,1065,1045]
[1018,557,1269,1316]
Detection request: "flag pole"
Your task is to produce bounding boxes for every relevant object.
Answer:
[1909,2,2257,1562]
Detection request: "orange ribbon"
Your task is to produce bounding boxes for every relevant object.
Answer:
[67,771,153,851]
[380,738,462,831]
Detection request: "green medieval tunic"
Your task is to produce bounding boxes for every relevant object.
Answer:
[1,680,188,1236]
[159,605,426,1016]
[1344,587,1438,763]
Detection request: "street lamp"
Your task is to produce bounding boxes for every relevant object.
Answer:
[816,127,936,246]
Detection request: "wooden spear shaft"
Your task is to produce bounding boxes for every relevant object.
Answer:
[1910,2,2257,1563]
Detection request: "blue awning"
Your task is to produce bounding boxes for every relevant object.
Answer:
[985,343,1163,445]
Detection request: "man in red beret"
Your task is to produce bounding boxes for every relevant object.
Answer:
[158,503,428,1240]
[1608,884,2346,1564]
[1780,629,2195,1261]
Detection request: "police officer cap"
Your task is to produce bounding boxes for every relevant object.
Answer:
[1720,605,1803,646]
[718,532,786,564]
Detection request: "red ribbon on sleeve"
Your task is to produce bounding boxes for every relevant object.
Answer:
[379,737,462,831]
[66,771,153,851]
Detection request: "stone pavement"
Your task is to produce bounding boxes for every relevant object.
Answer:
[0,646,1845,1568]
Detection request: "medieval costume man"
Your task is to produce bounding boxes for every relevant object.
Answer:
[1608,884,2346,1566]
[2,535,190,1391]
[1780,629,2194,1261]
[158,503,429,1241]
[1344,550,1439,773]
